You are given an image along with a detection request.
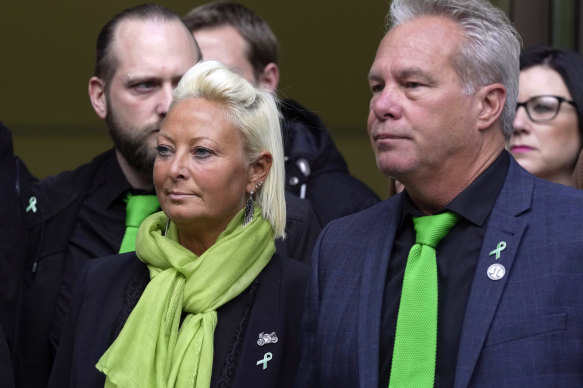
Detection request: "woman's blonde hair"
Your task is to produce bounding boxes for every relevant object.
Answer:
[170,60,286,238]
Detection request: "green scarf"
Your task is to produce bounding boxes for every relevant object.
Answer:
[96,206,275,388]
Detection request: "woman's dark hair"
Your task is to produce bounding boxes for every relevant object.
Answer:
[520,45,583,134]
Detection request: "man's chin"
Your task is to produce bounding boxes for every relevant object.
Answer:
[121,148,156,172]
[377,156,414,177]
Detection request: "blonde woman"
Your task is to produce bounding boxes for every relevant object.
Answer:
[49,61,308,388]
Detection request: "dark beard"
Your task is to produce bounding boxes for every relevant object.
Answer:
[105,101,157,172]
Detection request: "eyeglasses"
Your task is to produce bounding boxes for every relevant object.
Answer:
[515,95,577,123]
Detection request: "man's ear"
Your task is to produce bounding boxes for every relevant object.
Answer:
[88,76,107,119]
[257,63,279,92]
[477,83,506,131]
[247,151,273,193]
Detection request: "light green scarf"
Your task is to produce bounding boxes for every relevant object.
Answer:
[96,206,275,388]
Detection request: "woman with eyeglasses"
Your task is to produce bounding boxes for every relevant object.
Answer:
[509,46,583,186]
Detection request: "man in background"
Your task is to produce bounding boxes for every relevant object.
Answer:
[184,1,380,226]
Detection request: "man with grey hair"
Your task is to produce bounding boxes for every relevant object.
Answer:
[296,0,583,386]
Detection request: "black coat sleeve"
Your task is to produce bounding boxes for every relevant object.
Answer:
[0,121,26,388]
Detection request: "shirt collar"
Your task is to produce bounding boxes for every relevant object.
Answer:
[91,149,134,208]
[400,150,510,226]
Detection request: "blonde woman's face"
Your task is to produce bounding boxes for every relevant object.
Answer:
[154,97,254,234]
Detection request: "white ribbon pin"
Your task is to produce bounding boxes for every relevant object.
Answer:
[489,241,506,260]
[26,196,38,213]
[256,352,272,370]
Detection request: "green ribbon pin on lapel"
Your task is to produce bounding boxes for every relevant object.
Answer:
[489,241,507,260]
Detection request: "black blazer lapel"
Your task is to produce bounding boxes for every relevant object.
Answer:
[232,255,307,388]
[356,197,403,387]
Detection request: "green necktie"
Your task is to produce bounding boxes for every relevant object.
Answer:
[389,211,459,388]
[119,193,159,254]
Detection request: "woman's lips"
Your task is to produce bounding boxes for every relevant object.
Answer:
[167,192,193,201]
[510,145,534,153]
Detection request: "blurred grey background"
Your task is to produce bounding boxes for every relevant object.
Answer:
[1,0,580,199]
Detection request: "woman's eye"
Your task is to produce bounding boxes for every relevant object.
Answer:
[194,147,213,158]
[156,145,172,157]
[532,103,554,113]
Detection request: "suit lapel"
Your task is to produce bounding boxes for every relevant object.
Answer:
[232,258,283,387]
[357,197,403,387]
[454,160,533,388]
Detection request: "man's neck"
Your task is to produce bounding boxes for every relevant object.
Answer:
[114,149,154,191]
[405,148,505,215]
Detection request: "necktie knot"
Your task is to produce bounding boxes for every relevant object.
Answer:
[413,211,459,249]
[124,193,160,227]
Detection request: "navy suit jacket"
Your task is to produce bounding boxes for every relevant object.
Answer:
[296,157,583,387]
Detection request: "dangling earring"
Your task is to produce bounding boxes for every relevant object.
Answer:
[164,216,170,237]
[243,181,263,226]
